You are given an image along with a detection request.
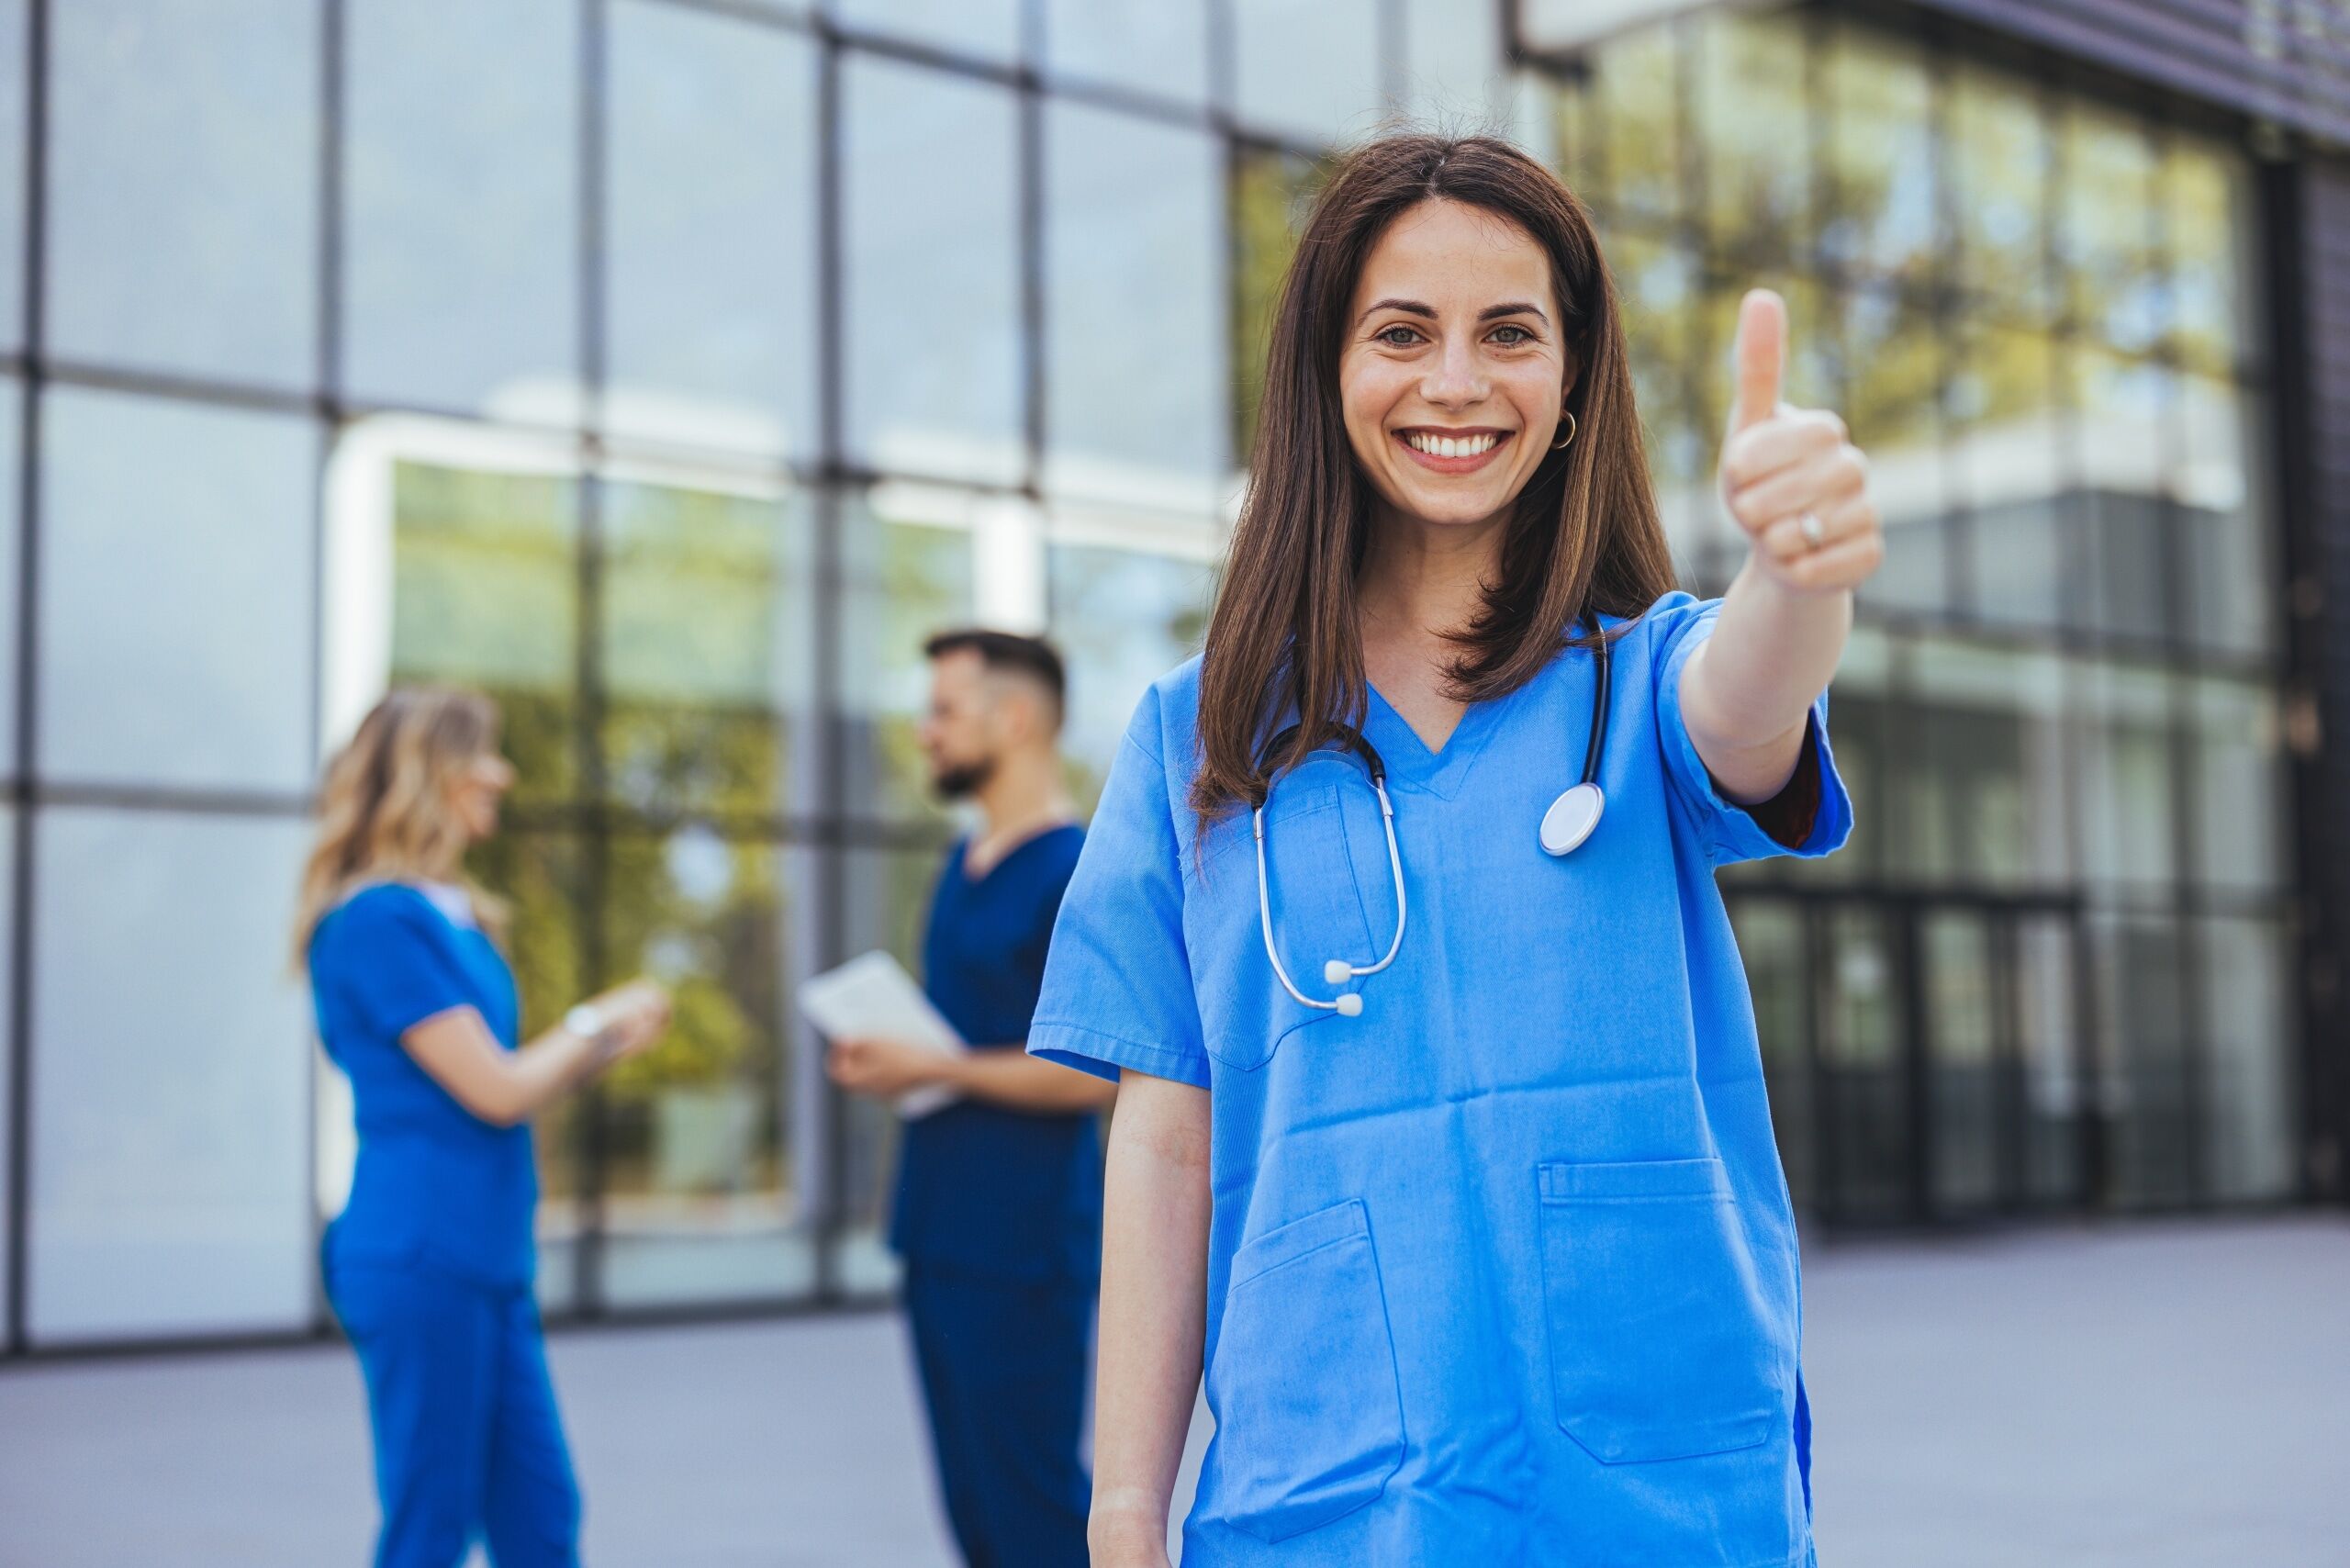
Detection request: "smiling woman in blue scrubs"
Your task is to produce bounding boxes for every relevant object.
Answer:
[1030,136,1883,1566]
[294,689,673,1568]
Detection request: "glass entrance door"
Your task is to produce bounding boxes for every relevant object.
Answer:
[1733,893,2092,1224]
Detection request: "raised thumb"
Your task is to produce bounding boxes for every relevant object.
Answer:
[1729,287,1786,433]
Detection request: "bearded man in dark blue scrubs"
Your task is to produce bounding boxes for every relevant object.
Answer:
[826,628,1115,1568]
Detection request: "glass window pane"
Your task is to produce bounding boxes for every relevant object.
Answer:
[600,476,814,819]
[2090,913,2192,1207]
[49,0,318,388]
[1231,148,1326,464]
[2074,662,2177,892]
[1615,235,1703,566]
[2015,915,2081,1205]
[345,0,578,415]
[1046,532,1215,809]
[607,2,820,460]
[1950,322,2065,630]
[833,846,946,1295]
[1923,911,2000,1212]
[1046,106,1226,509]
[28,810,313,1343]
[1541,70,1592,199]
[2072,348,2172,643]
[1840,286,1949,613]
[0,378,19,777]
[1821,24,1936,287]
[1399,0,1505,126]
[41,388,317,794]
[0,0,26,357]
[1949,64,2053,328]
[2166,137,2260,379]
[1729,900,1814,1212]
[1584,21,1682,224]
[2187,675,2286,895]
[2200,916,2294,1201]
[384,454,583,807]
[1232,0,1382,144]
[1823,906,1908,1220]
[2073,354,2160,623]
[844,58,1022,486]
[1693,9,1808,266]
[1046,0,1211,104]
[842,490,978,823]
[2174,375,2275,655]
[2059,102,2163,356]
[1895,640,2072,888]
[599,831,813,1307]
[834,0,1020,63]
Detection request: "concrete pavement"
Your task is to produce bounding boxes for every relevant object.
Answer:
[2,1216,2344,1566]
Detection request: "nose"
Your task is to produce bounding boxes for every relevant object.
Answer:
[1419,334,1487,410]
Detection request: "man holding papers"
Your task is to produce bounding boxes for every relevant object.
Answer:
[825,628,1113,1568]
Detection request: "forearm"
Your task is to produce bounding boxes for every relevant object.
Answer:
[946,1045,1120,1113]
[1091,1078,1212,1552]
[495,1025,613,1123]
[1680,556,1852,802]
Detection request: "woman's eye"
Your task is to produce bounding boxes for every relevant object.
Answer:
[1375,325,1422,347]
[1491,325,1533,346]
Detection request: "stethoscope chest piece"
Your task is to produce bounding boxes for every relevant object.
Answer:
[1539,781,1605,857]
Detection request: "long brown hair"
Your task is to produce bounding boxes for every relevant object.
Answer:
[1190,133,1676,825]
[290,687,509,968]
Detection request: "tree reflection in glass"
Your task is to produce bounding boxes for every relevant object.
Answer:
[1820,23,1936,289]
[599,479,811,820]
[1230,147,1327,464]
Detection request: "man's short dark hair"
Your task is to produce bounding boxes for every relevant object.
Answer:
[923,627,1067,727]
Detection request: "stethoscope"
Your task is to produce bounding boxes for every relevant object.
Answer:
[1253,611,1612,1016]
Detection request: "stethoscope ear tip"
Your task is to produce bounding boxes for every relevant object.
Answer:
[1336,992,1364,1018]
[1323,958,1352,986]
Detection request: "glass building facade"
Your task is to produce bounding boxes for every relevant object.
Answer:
[0,0,2311,1351]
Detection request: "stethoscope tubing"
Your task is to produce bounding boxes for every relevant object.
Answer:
[1250,610,1609,1014]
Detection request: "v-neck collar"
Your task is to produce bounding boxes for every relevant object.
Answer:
[1360,678,1511,801]
[955,820,1075,890]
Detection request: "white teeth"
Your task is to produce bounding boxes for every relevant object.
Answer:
[1408,431,1496,458]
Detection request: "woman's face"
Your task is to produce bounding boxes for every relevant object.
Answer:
[1339,199,1575,534]
[446,747,516,846]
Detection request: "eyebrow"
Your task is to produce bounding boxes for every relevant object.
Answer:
[1360,297,1550,326]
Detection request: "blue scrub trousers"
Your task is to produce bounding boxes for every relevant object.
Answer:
[902,1261,1093,1568]
[329,1261,582,1568]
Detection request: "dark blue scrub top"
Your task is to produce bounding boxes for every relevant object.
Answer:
[889,824,1102,1283]
[309,883,538,1291]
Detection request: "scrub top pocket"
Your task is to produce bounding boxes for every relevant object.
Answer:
[1536,1158,1785,1464]
[1206,1198,1405,1542]
[1186,778,1384,1070]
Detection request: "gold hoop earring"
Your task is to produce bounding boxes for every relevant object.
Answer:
[1550,409,1578,452]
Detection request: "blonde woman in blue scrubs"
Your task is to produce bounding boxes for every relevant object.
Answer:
[295,689,671,1567]
[1030,136,1882,1565]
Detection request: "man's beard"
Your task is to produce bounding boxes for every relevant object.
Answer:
[931,755,995,801]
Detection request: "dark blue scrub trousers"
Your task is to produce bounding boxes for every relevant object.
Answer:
[329,1262,582,1568]
[902,1261,1094,1568]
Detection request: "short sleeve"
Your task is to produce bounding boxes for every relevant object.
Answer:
[1028,694,1211,1089]
[1649,592,1855,867]
[313,887,479,1040]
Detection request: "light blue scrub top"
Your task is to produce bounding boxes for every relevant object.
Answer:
[1030,590,1852,1567]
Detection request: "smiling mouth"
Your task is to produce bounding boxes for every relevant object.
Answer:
[1395,428,1514,471]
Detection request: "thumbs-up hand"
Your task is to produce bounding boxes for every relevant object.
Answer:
[1716,289,1882,596]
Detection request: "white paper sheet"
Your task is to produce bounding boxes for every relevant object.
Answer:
[798,949,967,1119]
